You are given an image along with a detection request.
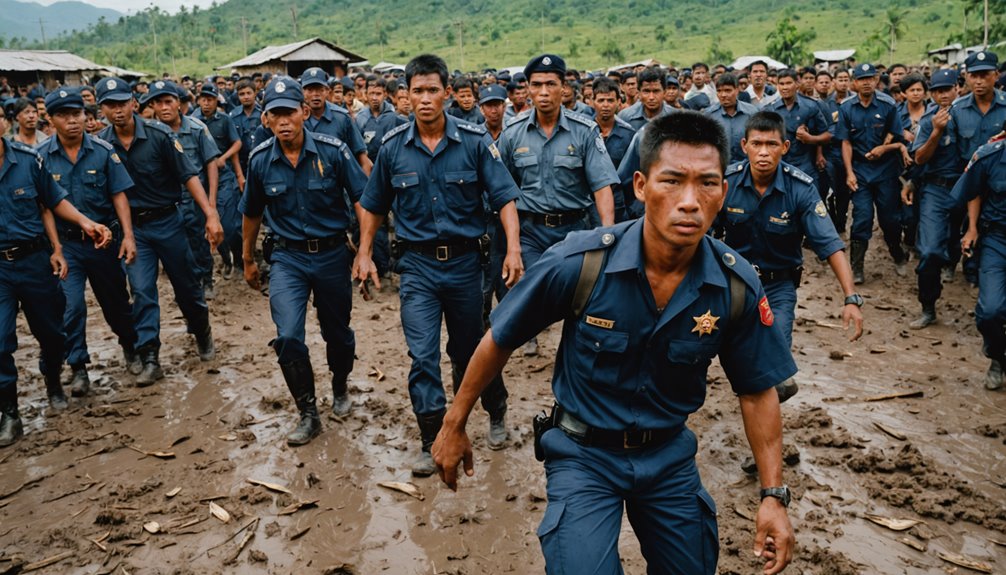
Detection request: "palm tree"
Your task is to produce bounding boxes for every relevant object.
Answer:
[881,8,906,65]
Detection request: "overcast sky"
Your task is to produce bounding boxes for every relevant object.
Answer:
[37,0,218,15]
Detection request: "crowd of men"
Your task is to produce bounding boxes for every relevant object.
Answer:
[1,47,1005,574]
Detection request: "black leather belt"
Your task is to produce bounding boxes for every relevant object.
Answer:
[553,404,680,451]
[132,204,177,226]
[753,265,803,283]
[0,236,47,261]
[60,226,89,242]
[274,235,346,253]
[519,209,586,228]
[922,174,960,189]
[399,238,479,261]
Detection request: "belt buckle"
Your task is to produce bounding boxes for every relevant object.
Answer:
[544,214,560,227]
[1,248,14,261]
[307,239,320,253]
[435,245,449,261]
[623,430,651,449]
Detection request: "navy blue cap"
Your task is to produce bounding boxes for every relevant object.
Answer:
[479,84,507,104]
[524,54,566,79]
[300,67,329,87]
[666,75,680,87]
[853,63,877,79]
[44,88,84,115]
[28,85,46,100]
[513,72,527,83]
[964,50,998,73]
[176,84,191,102]
[497,71,511,82]
[199,83,219,98]
[146,80,180,101]
[930,69,958,90]
[263,76,304,111]
[340,77,355,91]
[95,77,133,104]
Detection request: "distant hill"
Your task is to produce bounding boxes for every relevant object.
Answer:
[0,0,122,44]
[26,0,1003,78]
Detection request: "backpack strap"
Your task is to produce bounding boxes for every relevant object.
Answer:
[571,249,605,318]
[728,271,746,324]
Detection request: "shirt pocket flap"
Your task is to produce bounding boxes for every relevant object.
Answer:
[667,340,718,365]
[391,172,420,189]
[444,170,478,185]
[12,185,38,200]
[577,322,629,354]
[554,155,584,169]
[264,182,288,196]
[513,154,538,168]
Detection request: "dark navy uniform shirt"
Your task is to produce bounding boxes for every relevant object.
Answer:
[489,219,797,430]
[618,101,676,131]
[705,100,759,164]
[718,161,845,271]
[947,89,1006,164]
[0,139,69,244]
[306,102,368,158]
[98,115,200,210]
[173,116,220,190]
[766,94,829,175]
[835,92,905,183]
[600,117,637,174]
[230,104,262,169]
[40,134,133,227]
[913,106,961,178]
[240,131,368,241]
[191,108,240,175]
[361,114,520,242]
[956,139,1006,224]
[448,105,485,125]
[356,101,409,161]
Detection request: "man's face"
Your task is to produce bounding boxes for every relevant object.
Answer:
[693,67,709,87]
[800,72,816,94]
[776,76,798,100]
[480,100,504,130]
[513,85,528,104]
[904,82,926,105]
[367,85,385,111]
[215,78,227,91]
[931,85,957,108]
[84,113,99,134]
[639,80,665,112]
[738,76,749,91]
[266,105,307,144]
[529,72,562,115]
[968,69,997,98]
[716,84,738,108]
[633,141,726,249]
[80,90,96,105]
[16,105,38,129]
[197,94,218,117]
[50,108,84,140]
[622,76,638,99]
[329,84,344,105]
[355,77,367,92]
[742,129,790,176]
[815,75,832,98]
[834,72,850,93]
[238,87,256,108]
[408,73,447,123]
[151,94,180,125]
[854,75,877,98]
[889,67,906,86]
[592,91,619,122]
[455,87,476,111]
[100,99,133,128]
[665,84,679,103]
[303,84,329,112]
[561,83,574,105]
[395,91,412,115]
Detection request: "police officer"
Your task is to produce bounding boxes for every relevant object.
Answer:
[193,83,244,279]
[96,77,223,386]
[617,66,674,131]
[356,76,408,161]
[230,78,261,174]
[42,88,138,396]
[765,69,831,195]
[706,73,759,164]
[353,54,524,476]
[299,67,372,174]
[717,111,864,402]
[240,77,369,445]
[433,112,795,575]
[837,63,908,283]
[0,113,112,445]
[820,68,853,233]
[147,80,221,299]
[478,83,511,324]
[589,78,635,229]
[908,69,961,329]
[448,77,485,124]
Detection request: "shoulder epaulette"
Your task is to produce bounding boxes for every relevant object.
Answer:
[560,224,625,256]
[613,116,635,131]
[329,103,350,115]
[89,135,115,151]
[505,109,532,129]
[8,140,38,155]
[565,110,596,128]
[311,132,345,148]
[186,116,208,130]
[781,163,814,185]
[381,122,410,144]
[875,91,897,105]
[142,118,173,134]
[973,140,1004,164]
[457,121,487,135]
[726,161,747,178]
[707,236,760,290]
[248,138,274,161]
[737,100,759,115]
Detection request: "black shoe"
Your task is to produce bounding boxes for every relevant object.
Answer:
[413,410,445,477]
[136,346,164,387]
[69,365,90,397]
[195,326,215,361]
[909,307,937,330]
[123,346,143,376]
[287,407,321,445]
[986,359,1004,391]
[331,374,351,418]
[281,359,322,446]
[222,262,234,280]
[0,410,23,447]
[44,369,68,411]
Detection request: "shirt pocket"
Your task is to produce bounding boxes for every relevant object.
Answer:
[390,172,422,213]
[11,185,39,218]
[658,339,718,404]
[263,181,290,217]
[723,211,755,245]
[574,322,629,390]
[764,219,798,255]
[443,170,480,211]
[553,154,584,193]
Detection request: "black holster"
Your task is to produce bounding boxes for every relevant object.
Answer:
[478,233,491,265]
[532,407,555,462]
[262,234,276,264]
[390,238,404,259]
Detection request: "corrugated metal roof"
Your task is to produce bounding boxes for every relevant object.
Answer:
[0,50,104,72]
[217,37,366,70]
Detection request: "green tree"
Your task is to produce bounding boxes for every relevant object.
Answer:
[765,13,816,67]
[598,38,624,63]
[879,7,906,64]
[707,34,733,64]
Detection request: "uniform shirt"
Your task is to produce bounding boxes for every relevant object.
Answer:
[229,104,262,170]
[955,139,1006,223]
[705,100,759,164]
[499,108,618,214]
[0,139,68,244]
[617,100,676,131]
[835,92,905,184]
[567,101,596,118]
[599,117,636,174]
[306,102,368,158]
[361,114,520,242]
[489,219,797,430]
[819,95,842,160]
[912,105,961,179]
[448,105,485,125]
[99,115,200,210]
[615,127,646,219]
[947,89,1006,165]
[766,94,829,176]
[240,130,368,241]
[191,108,240,177]
[40,134,133,227]
[717,161,845,271]
[746,84,779,108]
[172,116,221,191]
[355,101,409,161]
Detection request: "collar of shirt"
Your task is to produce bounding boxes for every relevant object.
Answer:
[601,218,729,290]
[402,113,464,152]
[737,161,788,199]
[528,106,571,133]
[265,130,319,167]
[45,132,95,163]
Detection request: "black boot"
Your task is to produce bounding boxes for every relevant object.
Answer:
[909,304,937,330]
[487,407,509,451]
[986,358,1005,391]
[0,389,22,447]
[135,345,164,387]
[850,240,867,285]
[412,409,445,477]
[281,359,321,446]
[195,324,215,361]
[44,367,68,411]
[69,364,90,397]
[775,377,799,404]
[123,345,143,376]
[330,372,351,418]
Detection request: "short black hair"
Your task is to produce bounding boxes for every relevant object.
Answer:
[834,67,851,78]
[715,73,738,89]
[748,60,769,72]
[405,54,449,89]
[744,110,786,140]
[84,104,98,118]
[235,79,255,92]
[452,77,475,93]
[692,62,709,72]
[776,69,800,82]
[816,70,833,80]
[639,111,729,175]
[899,73,927,92]
[12,97,36,118]
[889,63,907,73]
[592,77,621,97]
[799,66,817,77]
[638,66,666,89]
[365,75,386,90]
[620,71,637,83]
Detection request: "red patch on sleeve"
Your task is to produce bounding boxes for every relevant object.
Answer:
[758,296,774,326]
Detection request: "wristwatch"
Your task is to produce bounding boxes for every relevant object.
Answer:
[760,486,791,507]
[844,293,865,307]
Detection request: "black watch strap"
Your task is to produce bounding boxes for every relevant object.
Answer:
[760,486,791,507]
[844,293,864,307]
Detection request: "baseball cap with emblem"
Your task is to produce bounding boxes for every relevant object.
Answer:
[300,67,329,88]
[199,83,219,98]
[853,63,877,79]
[96,77,133,104]
[44,88,84,115]
[929,69,958,90]
[964,50,998,73]
[263,76,304,112]
[145,80,180,101]
[524,54,566,79]
[478,84,507,105]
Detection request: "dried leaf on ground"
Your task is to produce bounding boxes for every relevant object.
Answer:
[377,481,424,501]
[209,501,231,523]
[246,478,291,494]
[864,514,924,531]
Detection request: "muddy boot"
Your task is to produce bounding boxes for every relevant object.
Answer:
[331,373,351,418]
[985,358,1004,391]
[0,392,22,447]
[775,378,798,404]
[44,368,68,411]
[893,258,908,277]
[123,346,143,376]
[487,410,509,451]
[412,410,445,477]
[522,337,539,357]
[941,266,955,283]
[136,346,164,387]
[195,324,215,361]
[909,305,937,330]
[281,359,321,446]
[740,456,758,474]
[849,240,867,285]
[69,364,90,397]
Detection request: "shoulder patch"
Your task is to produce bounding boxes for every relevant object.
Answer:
[89,135,115,151]
[559,223,632,256]
[312,132,346,148]
[458,122,487,135]
[565,110,596,127]
[613,116,635,131]
[707,236,760,289]
[966,141,1004,171]
[248,138,274,161]
[381,122,411,144]
[782,164,814,185]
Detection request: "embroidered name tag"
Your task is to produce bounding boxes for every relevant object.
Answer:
[727,207,745,214]
[585,315,615,329]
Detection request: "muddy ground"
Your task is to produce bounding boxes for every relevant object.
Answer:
[1,240,1004,575]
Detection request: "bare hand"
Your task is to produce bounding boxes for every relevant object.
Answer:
[754,498,794,574]
[215,157,227,169]
[843,303,864,342]
[50,249,67,280]
[961,228,979,256]
[815,155,827,170]
[501,250,524,289]
[932,108,950,131]
[204,213,224,250]
[118,235,137,264]
[432,424,474,491]
[795,125,812,144]
[243,260,261,291]
[351,253,381,300]
[846,173,858,192]
[901,183,913,206]
[865,145,885,161]
[900,145,913,167]
[81,220,112,249]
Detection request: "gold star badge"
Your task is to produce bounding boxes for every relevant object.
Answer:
[691,310,720,337]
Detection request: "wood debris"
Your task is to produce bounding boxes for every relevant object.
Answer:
[209,501,231,523]
[377,481,424,501]
[367,367,386,381]
[864,514,924,531]
[125,444,175,459]
[873,422,907,441]
[246,478,291,494]
[936,551,992,573]
[278,499,319,516]
[897,537,926,552]
[165,487,182,498]
[20,550,74,572]
[224,517,259,565]
[863,390,924,402]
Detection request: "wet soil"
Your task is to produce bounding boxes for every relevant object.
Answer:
[1,242,1004,574]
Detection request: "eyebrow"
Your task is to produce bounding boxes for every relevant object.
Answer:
[659,168,722,179]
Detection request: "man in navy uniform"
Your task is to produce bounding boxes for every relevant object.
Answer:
[765,69,831,196]
[300,67,372,174]
[353,54,524,476]
[97,77,223,386]
[618,66,674,131]
[433,112,795,575]
[42,88,138,396]
[230,78,261,174]
[706,73,759,164]
[241,77,369,445]
[356,76,408,161]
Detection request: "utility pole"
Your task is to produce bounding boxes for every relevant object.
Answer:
[150,7,159,72]
[540,10,545,52]
[983,0,989,48]
[38,18,46,49]
[290,5,298,38]
[241,17,248,55]
[456,20,464,71]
